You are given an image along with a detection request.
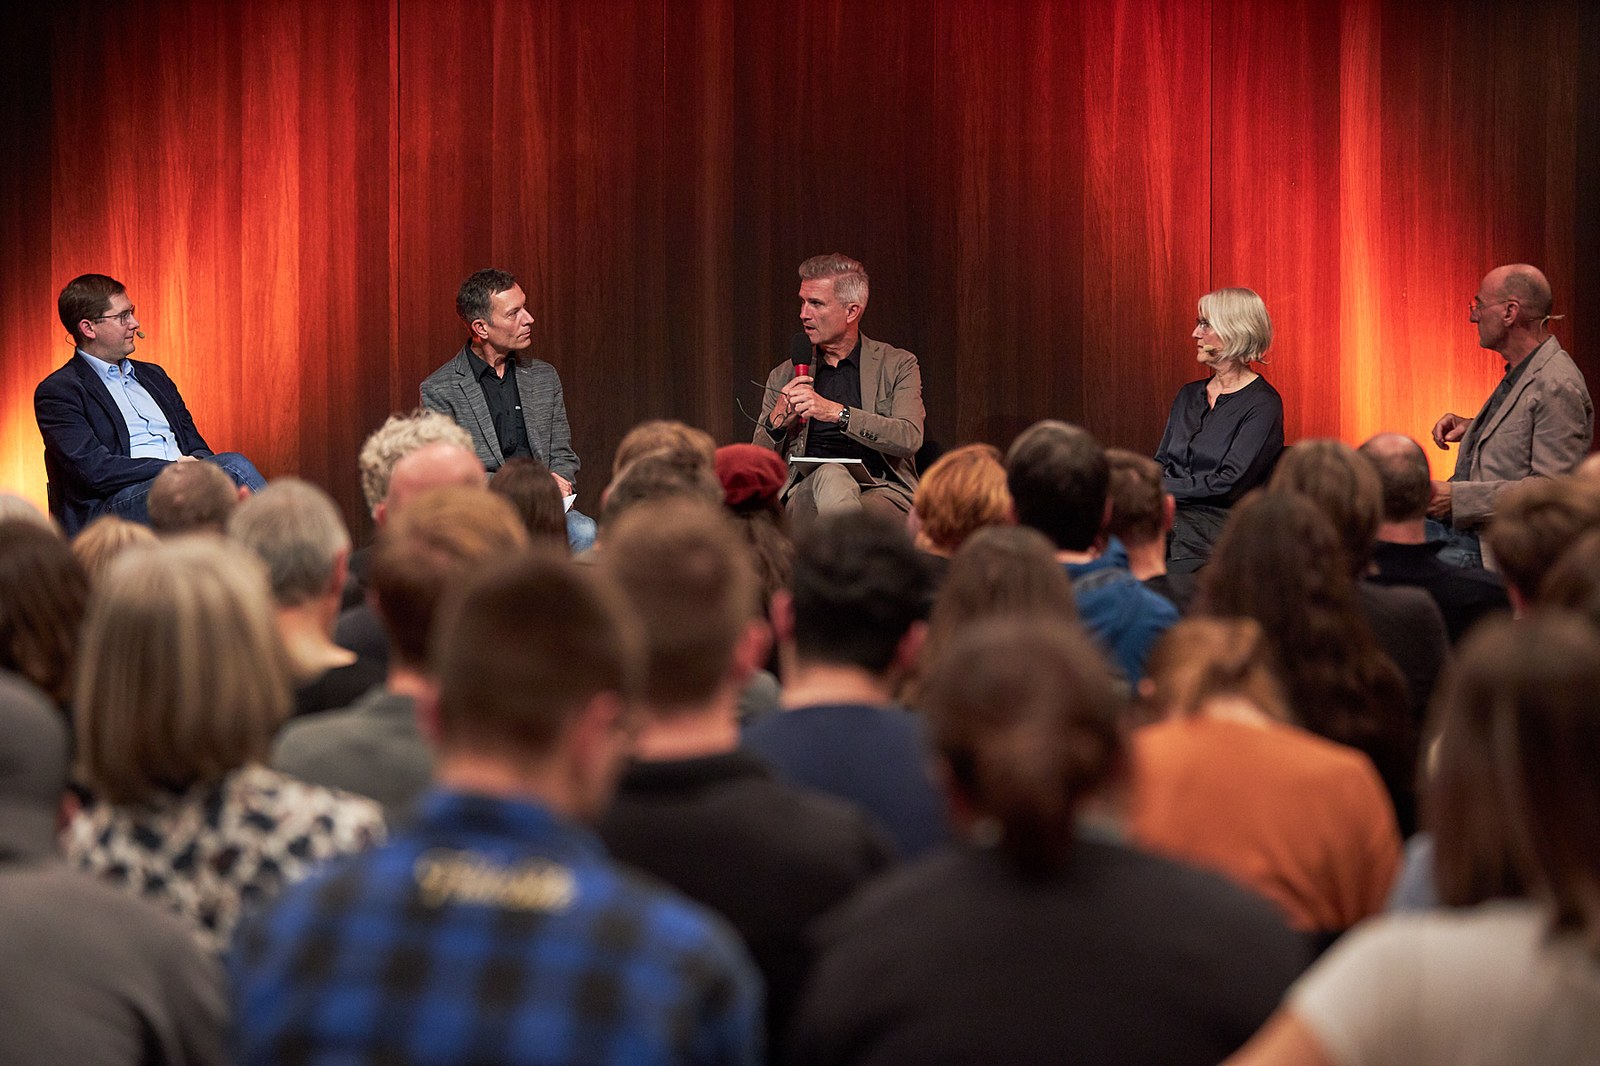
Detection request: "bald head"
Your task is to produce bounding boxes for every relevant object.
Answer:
[1359,433,1431,522]
[381,442,485,521]
[148,460,241,535]
[1483,264,1554,323]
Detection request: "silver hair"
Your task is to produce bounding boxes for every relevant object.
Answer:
[227,478,350,607]
[799,253,870,310]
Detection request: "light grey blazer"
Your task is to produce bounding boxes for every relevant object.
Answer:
[420,345,581,484]
[1451,336,1592,529]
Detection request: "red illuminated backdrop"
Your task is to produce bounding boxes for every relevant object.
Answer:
[2,0,1594,533]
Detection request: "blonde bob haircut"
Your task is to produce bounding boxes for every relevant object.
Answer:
[1198,287,1273,366]
[912,443,1013,555]
[75,536,291,805]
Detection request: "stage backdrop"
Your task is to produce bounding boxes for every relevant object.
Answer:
[2,0,1594,535]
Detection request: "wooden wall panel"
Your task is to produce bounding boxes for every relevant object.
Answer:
[0,0,1589,530]
[1212,0,1343,443]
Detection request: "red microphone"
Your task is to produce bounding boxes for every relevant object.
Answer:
[789,332,813,423]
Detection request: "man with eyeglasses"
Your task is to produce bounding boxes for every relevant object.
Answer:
[34,273,265,534]
[1426,264,1592,568]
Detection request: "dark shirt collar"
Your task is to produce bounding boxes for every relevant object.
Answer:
[617,750,773,794]
[463,344,511,382]
[817,336,862,369]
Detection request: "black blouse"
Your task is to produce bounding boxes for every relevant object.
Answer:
[1155,376,1284,505]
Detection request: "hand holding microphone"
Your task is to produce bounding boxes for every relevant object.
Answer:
[788,331,813,424]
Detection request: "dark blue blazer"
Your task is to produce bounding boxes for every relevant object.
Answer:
[34,354,212,533]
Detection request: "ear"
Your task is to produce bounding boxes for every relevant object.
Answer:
[471,317,491,340]
[844,302,863,324]
[374,500,389,527]
[769,589,796,646]
[327,548,350,599]
[413,678,444,747]
[729,619,771,687]
[566,691,630,818]
[76,319,97,344]
[893,619,928,676]
[1099,496,1114,536]
[932,755,977,835]
[1161,493,1176,535]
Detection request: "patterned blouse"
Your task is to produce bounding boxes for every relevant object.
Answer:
[62,762,385,951]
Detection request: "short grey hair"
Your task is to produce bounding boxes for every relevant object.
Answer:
[227,478,351,607]
[799,253,869,311]
[358,410,475,514]
[1198,288,1273,366]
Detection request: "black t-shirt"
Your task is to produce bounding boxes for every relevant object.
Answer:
[599,751,895,1046]
[791,838,1308,1065]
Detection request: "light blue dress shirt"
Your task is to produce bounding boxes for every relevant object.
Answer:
[75,349,182,461]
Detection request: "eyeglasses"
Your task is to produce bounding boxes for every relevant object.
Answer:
[89,308,137,327]
[1468,296,1508,319]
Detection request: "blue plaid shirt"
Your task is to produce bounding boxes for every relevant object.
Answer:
[230,790,763,1065]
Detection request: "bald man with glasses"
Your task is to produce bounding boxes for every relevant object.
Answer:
[1426,264,1592,568]
[35,273,265,534]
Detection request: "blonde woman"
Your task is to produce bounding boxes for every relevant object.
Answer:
[63,536,383,950]
[1155,287,1284,569]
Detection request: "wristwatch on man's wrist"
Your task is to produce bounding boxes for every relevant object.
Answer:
[836,406,852,431]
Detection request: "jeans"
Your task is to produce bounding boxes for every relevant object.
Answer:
[566,508,597,553]
[96,452,267,528]
[1423,517,1483,570]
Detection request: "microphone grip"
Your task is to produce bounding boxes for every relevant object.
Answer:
[794,363,809,423]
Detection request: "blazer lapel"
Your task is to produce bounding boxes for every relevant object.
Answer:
[452,349,504,467]
[513,361,545,464]
[1477,338,1555,446]
[70,355,132,453]
[858,334,883,414]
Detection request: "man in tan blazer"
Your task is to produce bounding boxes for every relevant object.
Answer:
[1428,264,1592,567]
[754,253,924,526]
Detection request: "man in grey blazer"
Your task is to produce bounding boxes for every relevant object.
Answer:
[754,253,924,527]
[420,268,595,549]
[1428,264,1593,568]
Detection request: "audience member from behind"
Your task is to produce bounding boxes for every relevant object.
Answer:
[146,459,243,535]
[344,409,477,608]
[228,478,385,717]
[908,442,1013,582]
[1155,287,1285,571]
[743,511,947,856]
[1006,420,1178,682]
[233,551,762,1065]
[904,525,1078,709]
[63,537,384,950]
[597,499,894,1044]
[599,446,725,533]
[1199,492,1418,834]
[273,487,530,818]
[714,443,794,608]
[792,618,1306,1066]
[1481,474,1600,613]
[0,492,52,528]
[0,520,89,712]
[1358,432,1510,642]
[613,419,717,481]
[1271,439,1449,724]
[489,455,569,549]
[1131,618,1400,943]
[71,514,157,584]
[0,672,228,1065]
[336,438,485,665]
[1106,447,1193,611]
[1232,614,1600,1066]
